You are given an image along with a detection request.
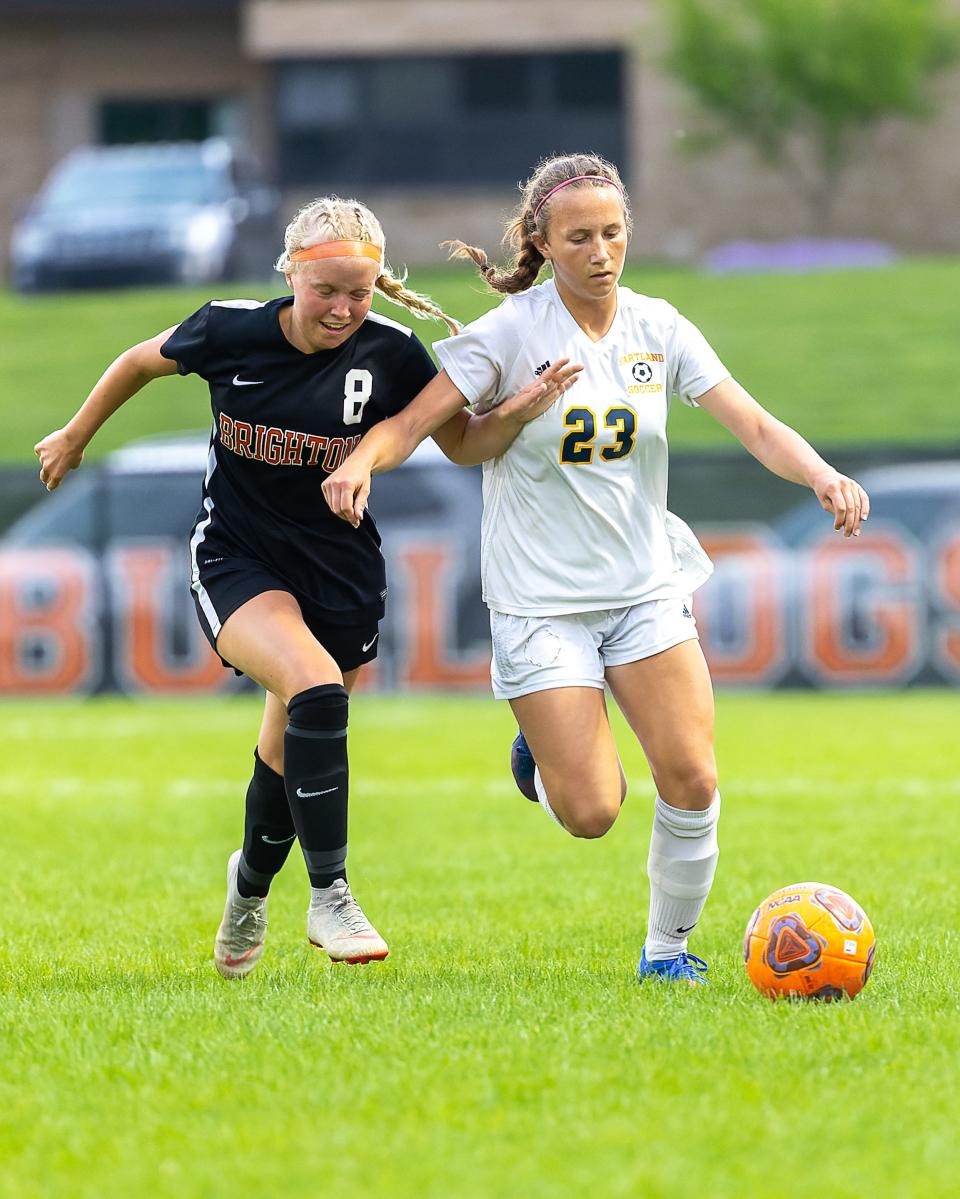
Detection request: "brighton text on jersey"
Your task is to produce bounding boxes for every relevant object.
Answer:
[217,413,362,472]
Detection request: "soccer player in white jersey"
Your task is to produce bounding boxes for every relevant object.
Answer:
[323,153,870,986]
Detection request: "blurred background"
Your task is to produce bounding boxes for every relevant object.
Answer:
[1,0,959,696]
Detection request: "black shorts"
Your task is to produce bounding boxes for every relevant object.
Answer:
[191,556,381,675]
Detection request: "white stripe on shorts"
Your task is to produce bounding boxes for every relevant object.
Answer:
[189,444,222,638]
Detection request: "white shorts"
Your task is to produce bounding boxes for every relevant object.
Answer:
[489,597,699,700]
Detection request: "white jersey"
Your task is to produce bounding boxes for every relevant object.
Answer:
[433,278,730,616]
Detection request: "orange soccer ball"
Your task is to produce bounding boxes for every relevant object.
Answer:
[743,882,876,1001]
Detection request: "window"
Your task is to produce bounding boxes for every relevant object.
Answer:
[462,55,533,111]
[274,51,625,188]
[100,100,213,144]
[553,52,623,110]
[99,99,245,145]
[277,67,359,129]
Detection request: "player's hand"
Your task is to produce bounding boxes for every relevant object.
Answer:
[497,358,584,426]
[811,468,870,538]
[34,427,85,492]
[322,457,372,528]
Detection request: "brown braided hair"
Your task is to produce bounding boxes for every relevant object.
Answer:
[277,196,460,334]
[444,153,631,295]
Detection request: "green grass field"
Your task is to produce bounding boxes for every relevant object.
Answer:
[4,256,959,464]
[2,691,958,1199]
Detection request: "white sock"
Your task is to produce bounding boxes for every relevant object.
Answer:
[645,792,720,961]
[533,767,565,829]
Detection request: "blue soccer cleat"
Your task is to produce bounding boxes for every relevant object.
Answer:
[510,728,538,802]
[637,946,709,986]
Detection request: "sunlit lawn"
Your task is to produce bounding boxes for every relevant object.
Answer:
[3,257,959,462]
[2,690,958,1199]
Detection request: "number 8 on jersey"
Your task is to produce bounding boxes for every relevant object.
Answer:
[343,369,373,425]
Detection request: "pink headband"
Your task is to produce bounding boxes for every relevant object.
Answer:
[533,175,624,223]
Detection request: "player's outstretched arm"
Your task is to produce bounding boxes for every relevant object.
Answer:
[34,328,179,492]
[696,375,870,538]
[323,370,468,526]
[324,361,585,526]
[430,358,583,467]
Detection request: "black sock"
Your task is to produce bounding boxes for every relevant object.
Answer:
[237,749,297,898]
[284,684,349,889]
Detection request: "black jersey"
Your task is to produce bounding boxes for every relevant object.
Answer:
[160,296,438,624]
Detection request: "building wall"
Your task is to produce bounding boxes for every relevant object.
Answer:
[248,0,960,259]
[2,0,959,280]
[632,63,960,257]
[243,0,645,55]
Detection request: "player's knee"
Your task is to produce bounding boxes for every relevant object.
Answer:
[564,796,621,839]
[656,762,718,811]
[278,663,345,707]
[287,683,350,731]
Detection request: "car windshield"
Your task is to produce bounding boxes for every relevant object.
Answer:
[40,158,227,210]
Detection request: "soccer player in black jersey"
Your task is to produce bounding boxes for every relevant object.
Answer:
[35,196,577,980]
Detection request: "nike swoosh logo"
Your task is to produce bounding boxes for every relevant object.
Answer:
[296,785,338,798]
[362,633,379,652]
[261,833,296,844]
[676,924,697,935]
[232,374,264,386]
[223,947,261,967]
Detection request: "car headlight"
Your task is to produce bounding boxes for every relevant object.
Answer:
[182,210,232,256]
[11,225,52,262]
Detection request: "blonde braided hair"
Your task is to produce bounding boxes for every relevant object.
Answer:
[445,152,631,295]
[276,197,460,335]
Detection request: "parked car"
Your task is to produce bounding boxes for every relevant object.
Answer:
[10,139,279,292]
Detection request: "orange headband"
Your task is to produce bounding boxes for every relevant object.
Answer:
[289,240,383,265]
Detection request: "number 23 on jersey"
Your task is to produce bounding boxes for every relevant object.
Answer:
[559,405,637,465]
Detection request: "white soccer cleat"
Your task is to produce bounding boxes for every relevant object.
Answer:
[307,879,389,964]
[214,849,268,980]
